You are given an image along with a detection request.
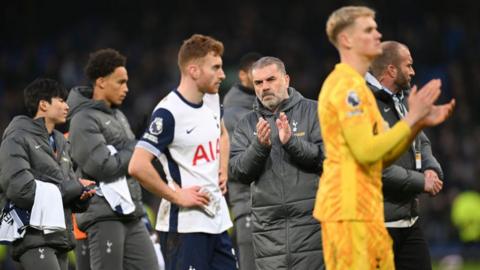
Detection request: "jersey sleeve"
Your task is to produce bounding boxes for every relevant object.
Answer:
[136,108,175,158]
[332,84,411,165]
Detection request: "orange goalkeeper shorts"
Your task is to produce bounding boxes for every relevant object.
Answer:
[321,221,394,270]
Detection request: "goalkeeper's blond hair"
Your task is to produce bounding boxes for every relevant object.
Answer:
[326,6,375,48]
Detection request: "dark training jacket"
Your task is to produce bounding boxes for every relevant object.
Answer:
[368,83,443,222]
[0,116,87,260]
[229,88,325,270]
[67,86,144,231]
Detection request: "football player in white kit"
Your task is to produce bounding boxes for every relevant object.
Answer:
[129,34,236,270]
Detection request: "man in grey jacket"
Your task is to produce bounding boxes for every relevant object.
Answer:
[367,41,444,270]
[0,78,95,270]
[229,56,324,270]
[223,52,261,270]
[67,49,158,270]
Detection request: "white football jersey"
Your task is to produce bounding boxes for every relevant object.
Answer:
[137,90,232,234]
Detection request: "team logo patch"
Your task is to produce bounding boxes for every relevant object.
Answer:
[292,120,298,132]
[149,117,163,135]
[346,90,360,108]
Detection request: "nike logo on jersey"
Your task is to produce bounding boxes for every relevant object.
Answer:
[383,107,391,112]
[186,127,196,134]
[105,120,111,125]
[34,145,41,149]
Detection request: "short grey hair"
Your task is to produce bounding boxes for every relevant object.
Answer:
[251,56,287,75]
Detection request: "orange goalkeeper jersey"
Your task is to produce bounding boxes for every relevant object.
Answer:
[313,63,411,222]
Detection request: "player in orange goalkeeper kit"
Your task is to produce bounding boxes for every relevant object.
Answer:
[313,6,455,270]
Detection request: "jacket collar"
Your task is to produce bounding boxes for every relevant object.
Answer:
[67,86,115,121]
[253,87,303,117]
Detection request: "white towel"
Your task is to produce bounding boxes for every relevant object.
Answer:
[30,180,66,234]
[98,145,135,215]
[0,201,29,243]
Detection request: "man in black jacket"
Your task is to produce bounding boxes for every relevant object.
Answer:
[0,78,95,270]
[229,56,324,270]
[223,52,261,270]
[67,49,158,270]
[367,41,444,270]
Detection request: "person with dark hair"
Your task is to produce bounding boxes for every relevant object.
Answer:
[67,49,159,270]
[223,51,261,270]
[229,56,325,270]
[313,6,454,269]
[129,34,236,270]
[0,78,95,270]
[366,41,443,270]
[84,49,127,83]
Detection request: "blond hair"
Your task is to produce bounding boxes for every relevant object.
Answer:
[326,6,375,47]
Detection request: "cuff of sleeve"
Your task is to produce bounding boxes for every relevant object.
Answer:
[60,180,84,204]
[136,141,161,158]
[282,134,299,152]
[409,170,426,193]
[251,138,271,157]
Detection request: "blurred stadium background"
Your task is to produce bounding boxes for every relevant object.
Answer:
[1,0,479,269]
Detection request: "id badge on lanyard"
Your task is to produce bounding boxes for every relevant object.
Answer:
[415,150,422,170]
[413,139,421,170]
[394,94,421,170]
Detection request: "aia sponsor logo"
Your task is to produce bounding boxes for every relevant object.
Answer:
[192,138,220,165]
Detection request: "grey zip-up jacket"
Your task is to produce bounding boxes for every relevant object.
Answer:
[368,82,443,222]
[67,86,144,230]
[229,88,325,270]
[223,84,256,220]
[0,116,87,260]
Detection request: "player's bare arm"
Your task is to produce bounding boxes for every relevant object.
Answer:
[129,147,209,208]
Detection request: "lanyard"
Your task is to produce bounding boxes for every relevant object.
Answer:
[392,93,421,170]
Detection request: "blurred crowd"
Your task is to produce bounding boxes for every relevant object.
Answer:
[1,0,479,262]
